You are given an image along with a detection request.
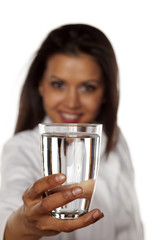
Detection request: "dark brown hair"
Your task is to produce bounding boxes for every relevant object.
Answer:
[15,24,119,152]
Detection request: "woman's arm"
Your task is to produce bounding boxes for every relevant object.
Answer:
[4,174,104,240]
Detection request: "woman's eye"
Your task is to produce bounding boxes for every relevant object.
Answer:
[50,81,65,89]
[80,84,97,92]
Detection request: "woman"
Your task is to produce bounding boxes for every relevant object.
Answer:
[0,24,143,240]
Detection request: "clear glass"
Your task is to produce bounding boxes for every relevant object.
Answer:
[39,123,102,219]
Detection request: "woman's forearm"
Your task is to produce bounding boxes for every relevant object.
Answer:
[4,207,40,240]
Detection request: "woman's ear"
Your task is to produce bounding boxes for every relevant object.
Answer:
[38,84,43,96]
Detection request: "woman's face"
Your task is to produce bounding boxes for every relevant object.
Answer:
[39,53,105,123]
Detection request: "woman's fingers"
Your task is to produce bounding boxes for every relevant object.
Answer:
[24,177,96,218]
[34,209,104,232]
[31,186,83,215]
[63,209,104,231]
[48,179,95,200]
[23,174,66,201]
[21,176,104,238]
[55,209,104,232]
[22,175,104,235]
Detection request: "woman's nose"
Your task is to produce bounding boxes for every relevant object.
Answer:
[64,88,81,109]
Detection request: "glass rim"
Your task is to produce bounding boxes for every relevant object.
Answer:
[39,123,102,127]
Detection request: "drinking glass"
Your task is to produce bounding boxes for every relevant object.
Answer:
[39,123,102,219]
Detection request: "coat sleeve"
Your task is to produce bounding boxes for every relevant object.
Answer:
[0,130,42,240]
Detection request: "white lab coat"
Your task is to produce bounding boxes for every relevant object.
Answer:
[0,119,143,240]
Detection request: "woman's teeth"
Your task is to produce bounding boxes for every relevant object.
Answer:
[62,113,80,120]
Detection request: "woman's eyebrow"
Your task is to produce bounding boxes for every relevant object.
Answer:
[49,75,64,81]
[80,79,103,84]
[84,79,102,83]
[49,75,103,83]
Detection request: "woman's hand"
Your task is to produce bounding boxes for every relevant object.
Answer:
[4,174,104,240]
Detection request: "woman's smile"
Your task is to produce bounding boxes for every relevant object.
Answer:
[58,111,83,123]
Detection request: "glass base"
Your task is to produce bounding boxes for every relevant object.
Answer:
[51,210,87,219]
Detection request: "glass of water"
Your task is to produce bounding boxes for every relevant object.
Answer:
[39,123,102,220]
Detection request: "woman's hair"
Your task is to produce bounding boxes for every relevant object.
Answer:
[15,23,119,153]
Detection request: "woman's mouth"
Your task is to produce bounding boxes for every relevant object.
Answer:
[59,111,83,123]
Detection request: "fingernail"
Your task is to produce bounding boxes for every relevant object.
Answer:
[55,174,66,182]
[92,210,104,220]
[72,187,83,196]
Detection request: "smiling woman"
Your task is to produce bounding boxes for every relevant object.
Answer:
[14,24,119,152]
[38,53,104,124]
[0,24,143,240]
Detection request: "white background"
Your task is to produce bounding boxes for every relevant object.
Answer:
[0,1,160,239]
